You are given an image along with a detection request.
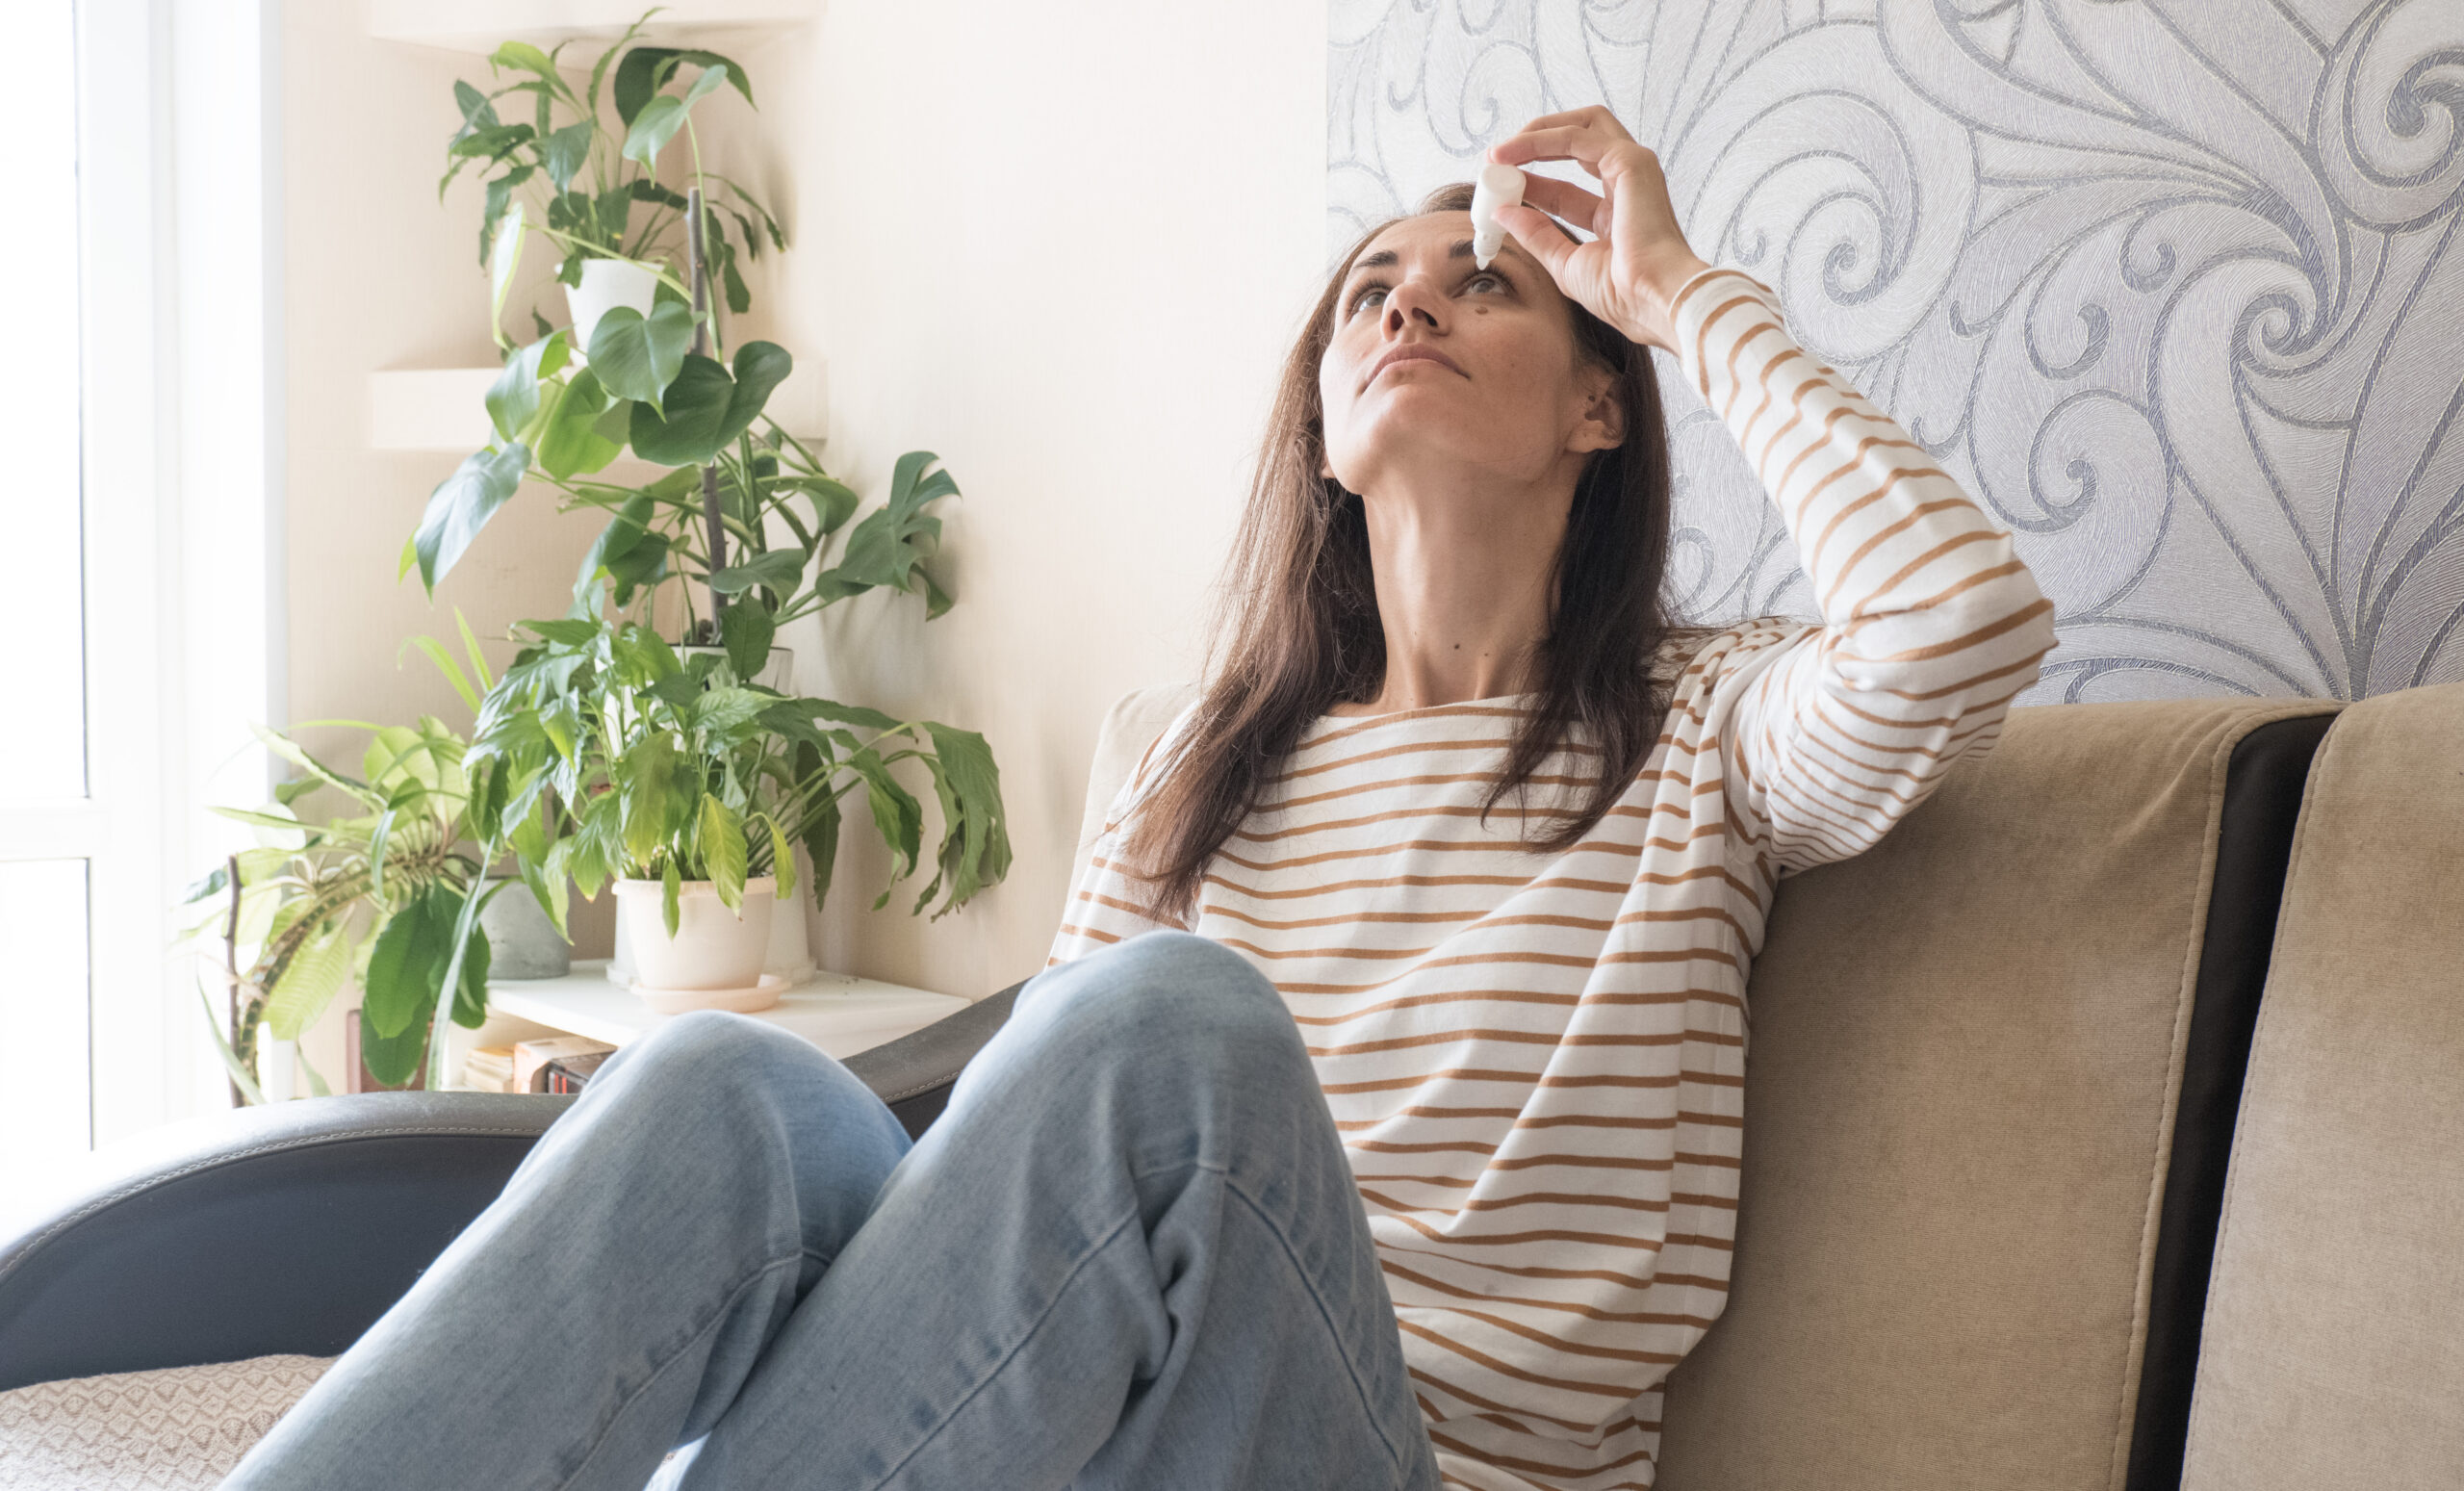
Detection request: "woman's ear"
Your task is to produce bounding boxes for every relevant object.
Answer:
[1570,368,1627,454]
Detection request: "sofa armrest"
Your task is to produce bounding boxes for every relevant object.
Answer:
[0,984,1028,1389]
[0,1092,570,1391]
[839,978,1023,1137]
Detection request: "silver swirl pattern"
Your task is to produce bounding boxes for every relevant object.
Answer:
[1330,0,2464,700]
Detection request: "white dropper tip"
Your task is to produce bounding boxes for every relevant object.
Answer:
[1470,162,1526,270]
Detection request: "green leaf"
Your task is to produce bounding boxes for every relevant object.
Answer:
[620,93,685,169]
[661,856,681,937]
[451,79,501,138]
[833,450,959,597]
[577,489,671,604]
[180,863,230,905]
[489,202,526,343]
[486,333,567,446]
[362,885,455,1040]
[765,814,797,899]
[915,722,1013,917]
[584,299,693,410]
[720,599,776,680]
[614,46,756,127]
[779,475,861,536]
[265,923,351,1042]
[701,793,747,912]
[627,342,791,466]
[490,40,570,96]
[359,1004,429,1090]
[690,685,770,738]
[541,118,594,191]
[707,548,804,597]
[533,368,624,478]
[799,785,840,911]
[850,746,923,894]
[452,919,494,1028]
[622,731,677,867]
[410,442,532,592]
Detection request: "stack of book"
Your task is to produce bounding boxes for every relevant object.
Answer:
[459,1035,617,1093]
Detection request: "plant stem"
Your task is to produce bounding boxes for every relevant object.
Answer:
[223,854,244,1107]
[687,184,727,638]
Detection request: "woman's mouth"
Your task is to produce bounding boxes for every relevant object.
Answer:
[1365,344,1465,390]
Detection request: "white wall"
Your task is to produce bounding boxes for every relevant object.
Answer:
[276,0,1329,1032]
[743,0,1329,994]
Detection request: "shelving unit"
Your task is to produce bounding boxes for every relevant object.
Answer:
[370,359,827,451]
[368,0,821,56]
[487,960,966,1057]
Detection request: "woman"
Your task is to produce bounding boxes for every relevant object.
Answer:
[231,108,2054,1491]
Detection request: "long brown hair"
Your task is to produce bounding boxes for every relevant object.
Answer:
[1123,182,1677,923]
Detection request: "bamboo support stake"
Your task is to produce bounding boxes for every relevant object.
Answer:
[687,187,727,637]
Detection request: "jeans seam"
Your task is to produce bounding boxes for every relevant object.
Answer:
[550,1251,808,1491]
[1219,1173,1422,1483]
[857,1202,1151,1491]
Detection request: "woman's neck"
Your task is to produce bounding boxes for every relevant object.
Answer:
[1331,474,1573,717]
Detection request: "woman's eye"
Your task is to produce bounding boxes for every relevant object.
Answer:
[1348,285,1387,316]
[1465,271,1505,295]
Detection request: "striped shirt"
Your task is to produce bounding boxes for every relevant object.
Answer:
[1048,266,2059,1490]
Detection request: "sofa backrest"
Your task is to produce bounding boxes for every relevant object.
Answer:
[1075,681,1201,861]
[1652,697,2336,1491]
[2179,682,2464,1489]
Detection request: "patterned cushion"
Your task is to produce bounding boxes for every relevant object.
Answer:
[0,1354,331,1489]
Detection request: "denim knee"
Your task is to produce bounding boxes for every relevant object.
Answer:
[1013,932,1303,1088]
[597,1009,837,1111]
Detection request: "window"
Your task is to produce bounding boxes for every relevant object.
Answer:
[1,0,278,1195]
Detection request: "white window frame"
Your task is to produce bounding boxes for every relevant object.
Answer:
[46,0,283,1149]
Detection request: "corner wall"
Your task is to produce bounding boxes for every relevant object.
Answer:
[278,1,1329,1016]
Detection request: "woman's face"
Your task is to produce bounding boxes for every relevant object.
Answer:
[1318,210,1624,499]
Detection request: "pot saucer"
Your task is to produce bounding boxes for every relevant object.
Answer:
[632,973,789,1015]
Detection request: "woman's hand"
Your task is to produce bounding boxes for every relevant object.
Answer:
[1488,108,1709,354]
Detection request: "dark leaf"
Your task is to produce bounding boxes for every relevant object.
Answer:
[627,342,791,466]
[707,547,805,596]
[720,600,777,680]
[362,885,456,1040]
[542,119,594,191]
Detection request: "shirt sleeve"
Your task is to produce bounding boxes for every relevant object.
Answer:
[1044,706,1200,966]
[1669,267,2059,874]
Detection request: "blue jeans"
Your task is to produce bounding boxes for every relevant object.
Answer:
[226,932,1441,1491]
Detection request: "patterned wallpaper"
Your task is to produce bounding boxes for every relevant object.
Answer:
[1329,0,2464,701]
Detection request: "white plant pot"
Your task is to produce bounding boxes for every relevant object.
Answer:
[565,258,660,356]
[614,877,777,1003]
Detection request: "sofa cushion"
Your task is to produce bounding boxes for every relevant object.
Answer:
[2180,682,2464,1489]
[0,1354,330,1489]
[1656,698,2335,1491]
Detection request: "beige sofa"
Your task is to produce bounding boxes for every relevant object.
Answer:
[5,682,2459,1491]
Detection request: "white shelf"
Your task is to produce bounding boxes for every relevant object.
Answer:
[369,0,822,56]
[487,959,966,1059]
[370,359,827,451]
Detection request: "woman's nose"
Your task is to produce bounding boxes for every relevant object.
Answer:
[1382,274,1447,334]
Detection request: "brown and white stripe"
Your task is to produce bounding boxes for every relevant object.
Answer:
[1049,267,2057,1491]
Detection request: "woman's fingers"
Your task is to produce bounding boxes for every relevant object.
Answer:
[1490,125,1616,173]
[1516,172,1606,237]
[1493,202,1584,280]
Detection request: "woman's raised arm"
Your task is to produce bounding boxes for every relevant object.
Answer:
[1492,109,2058,871]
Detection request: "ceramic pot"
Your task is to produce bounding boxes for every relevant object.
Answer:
[613,876,776,994]
[478,876,570,980]
[565,258,660,356]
